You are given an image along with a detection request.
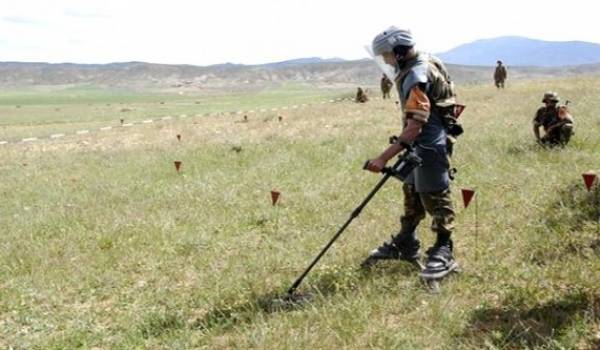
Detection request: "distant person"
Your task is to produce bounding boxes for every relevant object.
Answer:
[533,91,574,147]
[363,26,461,284]
[355,87,369,103]
[380,74,394,99]
[494,60,507,88]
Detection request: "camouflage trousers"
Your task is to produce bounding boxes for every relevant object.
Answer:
[542,124,573,146]
[399,183,455,236]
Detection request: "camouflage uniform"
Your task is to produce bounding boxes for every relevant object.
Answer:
[534,106,574,146]
[380,74,394,99]
[494,61,507,88]
[400,183,454,238]
[533,92,574,146]
[394,52,456,239]
[355,87,369,103]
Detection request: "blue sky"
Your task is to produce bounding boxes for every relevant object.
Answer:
[2,0,599,65]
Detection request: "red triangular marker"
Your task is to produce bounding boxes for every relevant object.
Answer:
[582,172,597,192]
[461,188,476,208]
[271,190,280,206]
[454,104,466,118]
[174,161,182,172]
[176,134,181,141]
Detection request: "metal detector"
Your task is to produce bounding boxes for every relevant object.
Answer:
[284,146,422,299]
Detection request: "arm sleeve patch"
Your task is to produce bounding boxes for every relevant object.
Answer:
[404,86,430,123]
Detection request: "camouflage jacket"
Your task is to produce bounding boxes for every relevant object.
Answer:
[534,106,573,131]
[494,66,507,80]
[380,76,393,91]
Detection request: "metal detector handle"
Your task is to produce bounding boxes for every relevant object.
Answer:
[362,160,398,173]
[362,160,371,170]
[362,143,413,173]
[381,166,395,175]
[363,160,399,174]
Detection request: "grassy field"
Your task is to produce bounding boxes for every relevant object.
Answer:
[1,78,600,349]
[0,84,350,141]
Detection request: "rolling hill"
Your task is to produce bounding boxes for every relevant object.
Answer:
[1,48,600,90]
[437,36,600,67]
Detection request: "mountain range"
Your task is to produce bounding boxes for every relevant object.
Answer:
[1,36,599,89]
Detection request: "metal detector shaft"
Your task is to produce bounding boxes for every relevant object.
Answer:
[286,156,404,296]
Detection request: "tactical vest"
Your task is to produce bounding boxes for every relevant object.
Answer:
[395,53,463,163]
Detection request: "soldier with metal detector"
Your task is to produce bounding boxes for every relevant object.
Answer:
[363,27,464,284]
[281,27,464,300]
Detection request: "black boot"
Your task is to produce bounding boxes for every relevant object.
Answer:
[361,231,420,268]
[420,239,458,280]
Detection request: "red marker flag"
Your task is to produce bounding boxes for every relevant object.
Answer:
[176,134,181,141]
[271,190,281,206]
[174,161,182,172]
[454,104,466,118]
[582,172,597,192]
[461,188,476,209]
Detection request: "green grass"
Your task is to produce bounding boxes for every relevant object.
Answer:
[0,83,351,140]
[1,78,599,349]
